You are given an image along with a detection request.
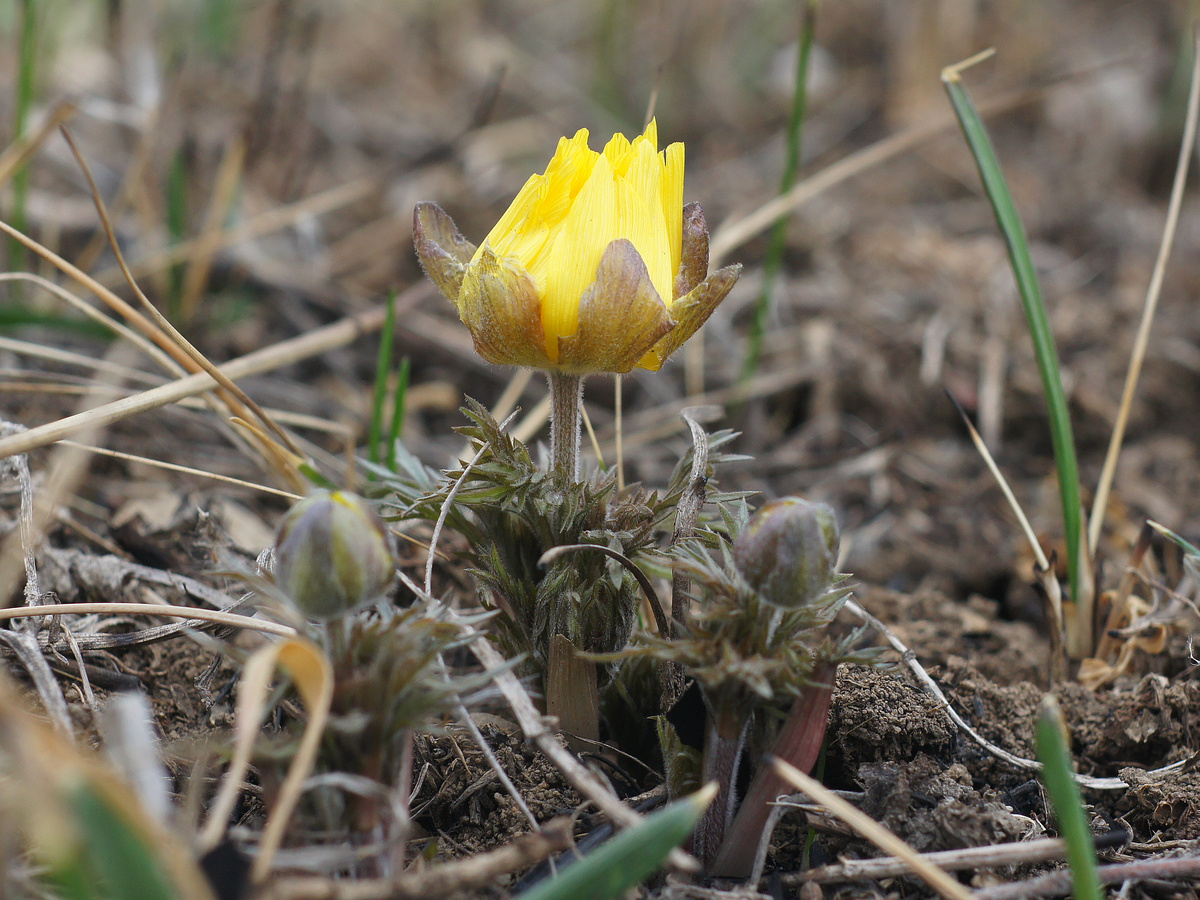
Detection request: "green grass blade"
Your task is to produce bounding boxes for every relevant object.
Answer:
[942,58,1084,614]
[743,0,818,379]
[385,355,411,472]
[8,0,37,278]
[1146,520,1200,587]
[166,148,190,320]
[519,784,715,900]
[63,780,180,900]
[368,289,398,466]
[1036,696,1101,900]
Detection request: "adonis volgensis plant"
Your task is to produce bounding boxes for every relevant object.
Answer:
[407,120,873,877]
[411,121,740,741]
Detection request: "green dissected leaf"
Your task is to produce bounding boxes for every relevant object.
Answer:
[519,785,715,900]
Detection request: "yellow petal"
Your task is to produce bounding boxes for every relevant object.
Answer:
[484,173,543,251]
[603,131,634,176]
[481,129,597,270]
[618,138,674,305]
[661,141,685,276]
[540,152,620,355]
[641,118,659,150]
[535,129,597,228]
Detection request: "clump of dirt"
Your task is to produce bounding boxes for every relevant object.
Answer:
[857,754,1031,852]
[412,726,583,857]
[827,665,956,781]
[1070,675,1200,774]
[857,586,1051,685]
[1120,767,1200,840]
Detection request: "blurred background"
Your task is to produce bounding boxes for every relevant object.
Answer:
[2,0,1198,612]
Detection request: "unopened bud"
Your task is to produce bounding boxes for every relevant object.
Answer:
[273,489,396,619]
[733,498,839,608]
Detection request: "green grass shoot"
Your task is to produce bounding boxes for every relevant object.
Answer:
[368,289,398,466]
[385,355,410,472]
[519,784,715,900]
[8,0,36,280]
[743,0,818,379]
[942,54,1086,631]
[166,147,190,320]
[40,776,195,900]
[1036,695,1101,900]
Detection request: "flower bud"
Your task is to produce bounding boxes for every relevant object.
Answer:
[273,490,396,619]
[733,498,839,608]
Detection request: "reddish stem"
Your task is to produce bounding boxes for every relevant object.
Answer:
[692,703,749,867]
[708,662,838,877]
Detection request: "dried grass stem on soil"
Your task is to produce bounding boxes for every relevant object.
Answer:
[973,852,1200,900]
[771,757,974,900]
[0,290,421,460]
[787,833,1122,885]
[262,818,572,900]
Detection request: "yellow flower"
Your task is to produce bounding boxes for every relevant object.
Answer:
[414,120,740,375]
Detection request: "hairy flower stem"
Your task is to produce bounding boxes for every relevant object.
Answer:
[545,372,597,740]
[548,371,584,479]
[693,703,750,867]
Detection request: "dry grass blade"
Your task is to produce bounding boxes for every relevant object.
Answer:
[0,629,72,734]
[57,441,301,501]
[199,636,333,879]
[0,344,136,607]
[0,99,75,188]
[0,295,404,460]
[250,639,334,882]
[789,834,1094,885]
[261,820,573,900]
[59,126,302,466]
[973,853,1200,900]
[0,219,192,368]
[615,374,624,490]
[0,602,297,638]
[580,400,605,468]
[510,394,552,445]
[709,80,1055,266]
[490,369,534,422]
[1087,29,1200,555]
[0,273,185,376]
[769,756,974,900]
[0,334,170,385]
[179,138,247,322]
[94,178,376,289]
[946,394,1047,571]
[425,436,495,597]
